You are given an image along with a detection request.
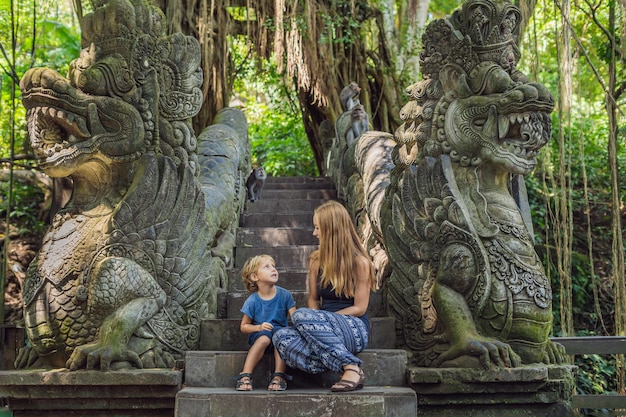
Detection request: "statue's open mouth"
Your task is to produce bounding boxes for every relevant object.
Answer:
[498,111,551,160]
[21,67,143,170]
[21,68,105,168]
[26,105,92,164]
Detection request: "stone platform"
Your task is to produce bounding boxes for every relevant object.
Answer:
[0,369,181,417]
[408,365,577,417]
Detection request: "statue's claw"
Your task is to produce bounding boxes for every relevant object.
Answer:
[543,340,567,364]
[14,346,43,369]
[67,342,143,371]
[139,346,175,369]
[432,336,521,370]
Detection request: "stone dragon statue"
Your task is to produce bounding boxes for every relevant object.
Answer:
[383,0,566,368]
[15,0,248,370]
[335,0,566,369]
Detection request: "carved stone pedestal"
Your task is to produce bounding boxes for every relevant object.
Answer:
[408,365,577,417]
[0,369,182,417]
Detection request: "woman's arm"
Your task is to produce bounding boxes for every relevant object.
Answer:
[307,254,321,309]
[336,255,371,317]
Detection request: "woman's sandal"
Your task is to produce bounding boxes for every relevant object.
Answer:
[233,373,253,391]
[330,368,365,392]
[268,372,292,391]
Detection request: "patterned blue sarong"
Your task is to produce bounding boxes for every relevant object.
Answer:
[272,307,369,373]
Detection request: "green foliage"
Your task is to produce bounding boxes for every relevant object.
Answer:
[428,0,464,17]
[29,19,82,70]
[0,179,46,235]
[0,1,80,159]
[231,36,318,177]
[575,352,617,395]
[248,109,317,176]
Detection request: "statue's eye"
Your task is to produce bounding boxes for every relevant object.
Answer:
[473,118,487,128]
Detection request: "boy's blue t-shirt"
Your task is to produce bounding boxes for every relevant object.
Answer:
[241,286,296,335]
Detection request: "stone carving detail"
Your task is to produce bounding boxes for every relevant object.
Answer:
[383,0,565,368]
[16,0,247,370]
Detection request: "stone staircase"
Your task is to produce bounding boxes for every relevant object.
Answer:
[175,176,417,417]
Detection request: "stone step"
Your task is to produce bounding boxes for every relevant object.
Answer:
[263,176,334,186]
[228,267,308,292]
[220,289,385,319]
[262,180,334,190]
[243,198,326,214]
[234,245,317,268]
[175,386,417,417]
[236,226,316,247]
[183,348,408,389]
[199,316,396,351]
[239,211,314,227]
[257,188,337,200]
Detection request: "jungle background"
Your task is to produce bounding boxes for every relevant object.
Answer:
[0,0,624,399]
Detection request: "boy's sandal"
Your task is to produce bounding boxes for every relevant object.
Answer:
[268,372,292,391]
[330,368,365,392]
[233,373,253,391]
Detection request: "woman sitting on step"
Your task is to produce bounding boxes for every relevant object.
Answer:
[272,200,376,392]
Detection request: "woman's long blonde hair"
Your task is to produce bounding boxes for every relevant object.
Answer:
[314,200,375,297]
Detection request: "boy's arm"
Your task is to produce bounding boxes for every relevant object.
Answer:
[240,314,261,334]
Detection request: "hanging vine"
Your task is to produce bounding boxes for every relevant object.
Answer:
[552,0,575,338]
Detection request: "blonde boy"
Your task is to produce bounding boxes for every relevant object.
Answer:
[233,254,296,391]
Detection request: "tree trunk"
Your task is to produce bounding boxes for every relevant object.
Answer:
[606,0,626,394]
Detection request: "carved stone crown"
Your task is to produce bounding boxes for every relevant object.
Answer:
[450,0,522,71]
[80,0,164,62]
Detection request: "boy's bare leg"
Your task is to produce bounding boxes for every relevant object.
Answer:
[273,348,287,374]
[236,335,271,390]
[242,335,271,374]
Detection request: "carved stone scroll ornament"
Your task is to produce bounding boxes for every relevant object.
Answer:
[16,0,246,370]
[382,0,566,368]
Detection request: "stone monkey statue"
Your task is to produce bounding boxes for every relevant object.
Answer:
[332,102,371,198]
[340,81,361,112]
[246,166,267,202]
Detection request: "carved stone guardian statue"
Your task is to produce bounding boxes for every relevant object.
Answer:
[382,0,566,369]
[15,0,246,371]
